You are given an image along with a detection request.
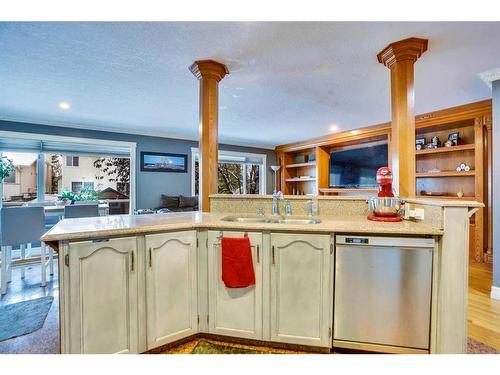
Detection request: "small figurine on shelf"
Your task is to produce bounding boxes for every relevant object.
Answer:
[447,132,462,146]
[431,136,441,148]
[456,163,471,172]
[416,138,426,150]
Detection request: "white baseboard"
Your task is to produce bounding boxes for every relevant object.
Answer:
[491,286,500,301]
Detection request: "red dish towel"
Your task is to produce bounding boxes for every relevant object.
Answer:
[221,236,255,288]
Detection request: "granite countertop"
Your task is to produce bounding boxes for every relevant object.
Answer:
[210,194,485,207]
[41,211,443,245]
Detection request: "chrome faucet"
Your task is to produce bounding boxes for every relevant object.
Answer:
[272,191,284,216]
[284,200,292,216]
[306,200,314,217]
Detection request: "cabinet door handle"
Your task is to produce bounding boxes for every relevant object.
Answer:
[272,245,275,265]
[256,244,260,264]
[130,251,135,272]
[149,247,152,268]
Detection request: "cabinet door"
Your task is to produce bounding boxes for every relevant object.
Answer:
[145,231,198,349]
[270,233,332,347]
[208,231,263,340]
[68,237,138,354]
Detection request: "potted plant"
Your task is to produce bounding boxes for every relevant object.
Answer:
[74,188,99,202]
[0,156,14,182]
[57,191,75,206]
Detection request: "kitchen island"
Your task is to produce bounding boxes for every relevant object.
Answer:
[42,195,482,354]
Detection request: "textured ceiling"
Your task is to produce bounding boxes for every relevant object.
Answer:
[0,22,498,148]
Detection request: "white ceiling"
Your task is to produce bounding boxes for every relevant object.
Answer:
[0,22,498,149]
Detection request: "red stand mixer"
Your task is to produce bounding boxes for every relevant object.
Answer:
[367,167,404,222]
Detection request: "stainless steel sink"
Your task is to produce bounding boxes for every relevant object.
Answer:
[276,218,322,225]
[220,216,321,224]
[221,216,271,223]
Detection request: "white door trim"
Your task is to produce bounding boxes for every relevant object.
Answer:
[491,286,500,301]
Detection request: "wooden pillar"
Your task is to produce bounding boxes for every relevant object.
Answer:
[377,38,428,197]
[189,60,228,212]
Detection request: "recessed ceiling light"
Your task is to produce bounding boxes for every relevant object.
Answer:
[59,101,70,110]
[329,124,339,132]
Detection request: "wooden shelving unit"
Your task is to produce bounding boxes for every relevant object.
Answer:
[276,100,491,264]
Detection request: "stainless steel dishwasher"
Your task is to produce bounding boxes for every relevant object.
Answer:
[334,235,434,352]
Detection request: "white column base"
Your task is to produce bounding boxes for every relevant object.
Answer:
[491,286,500,301]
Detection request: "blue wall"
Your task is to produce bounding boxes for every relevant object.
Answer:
[0,120,276,209]
[493,81,500,289]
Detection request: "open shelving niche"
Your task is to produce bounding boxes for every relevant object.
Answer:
[415,119,480,201]
[278,135,387,196]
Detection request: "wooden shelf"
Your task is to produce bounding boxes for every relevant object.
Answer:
[415,144,475,156]
[320,187,378,194]
[418,195,477,200]
[416,170,475,178]
[285,162,316,169]
[285,177,316,182]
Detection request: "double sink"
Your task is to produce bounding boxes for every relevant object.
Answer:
[221,215,322,225]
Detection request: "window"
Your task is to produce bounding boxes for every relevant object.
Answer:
[0,130,136,213]
[218,163,243,194]
[66,156,79,167]
[71,181,95,192]
[71,181,83,192]
[246,164,260,194]
[192,148,266,196]
[1,152,38,204]
[84,181,95,190]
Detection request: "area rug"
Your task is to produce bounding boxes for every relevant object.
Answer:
[0,296,53,342]
[467,337,499,354]
[184,338,499,354]
[191,339,269,354]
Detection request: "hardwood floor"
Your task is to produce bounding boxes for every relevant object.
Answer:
[468,262,500,350]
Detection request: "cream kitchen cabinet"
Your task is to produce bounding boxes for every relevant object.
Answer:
[269,233,333,347]
[207,230,263,340]
[145,231,198,349]
[67,237,139,354]
[60,229,333,353]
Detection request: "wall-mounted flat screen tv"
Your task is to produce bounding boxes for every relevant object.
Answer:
[329,143,388,188]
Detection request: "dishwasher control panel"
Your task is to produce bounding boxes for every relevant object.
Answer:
[336,235,435,248]
[345,237,369,244]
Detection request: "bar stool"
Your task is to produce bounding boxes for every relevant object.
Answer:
[64,203,99,219]
[0,206,53,295]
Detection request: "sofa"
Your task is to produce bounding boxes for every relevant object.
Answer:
[156,194,199,212]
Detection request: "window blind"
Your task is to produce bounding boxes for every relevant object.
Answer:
[0,136,130,157]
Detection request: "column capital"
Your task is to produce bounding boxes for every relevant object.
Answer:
[377,37,428,68]
[189,59,229,81]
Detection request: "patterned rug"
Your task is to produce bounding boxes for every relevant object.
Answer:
[166,338,499,354]
[467,338,499,354]
[191,340,267,354]
[0,296,54,342]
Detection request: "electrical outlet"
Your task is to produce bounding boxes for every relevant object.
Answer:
[413,208,425,220]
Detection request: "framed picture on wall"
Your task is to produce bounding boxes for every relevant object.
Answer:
[140,152,188,173]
